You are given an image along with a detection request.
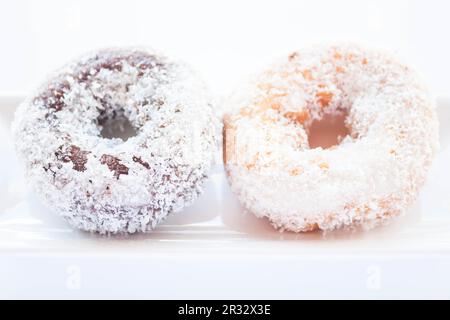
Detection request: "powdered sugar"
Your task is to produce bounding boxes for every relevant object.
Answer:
[13,48,219,234]
[224,44,439,232]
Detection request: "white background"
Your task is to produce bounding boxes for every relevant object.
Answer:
[0,0,449,97]
[1,0,450,299]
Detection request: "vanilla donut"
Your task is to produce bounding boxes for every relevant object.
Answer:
[13,48,218,234]
[224,44,439,232]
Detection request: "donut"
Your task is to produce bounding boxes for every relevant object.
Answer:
[224,44,439,232]
[13,48,218,234]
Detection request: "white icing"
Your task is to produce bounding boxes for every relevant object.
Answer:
[13,48,219,234]
[224,44,439,232]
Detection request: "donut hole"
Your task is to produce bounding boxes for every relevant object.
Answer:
[308,111,350,149]
[99,110,137,141]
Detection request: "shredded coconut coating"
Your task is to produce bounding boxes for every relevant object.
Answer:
[224,44,439,232]
[13,48,219,234]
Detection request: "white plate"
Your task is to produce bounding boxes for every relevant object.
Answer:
[1,94,450,299]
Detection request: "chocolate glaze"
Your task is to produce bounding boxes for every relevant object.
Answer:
[132,156,150,169]
[56,145,90,172]
[77,51,164,84]
[37,50,165,113]
[100,154,129,179]
[38,81,71,112]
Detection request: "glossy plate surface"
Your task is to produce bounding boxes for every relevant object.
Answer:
[1,95,450,299]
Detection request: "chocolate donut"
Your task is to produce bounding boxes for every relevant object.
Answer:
[13,48,218,234]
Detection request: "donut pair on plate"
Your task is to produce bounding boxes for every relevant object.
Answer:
[13,45,439,234]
